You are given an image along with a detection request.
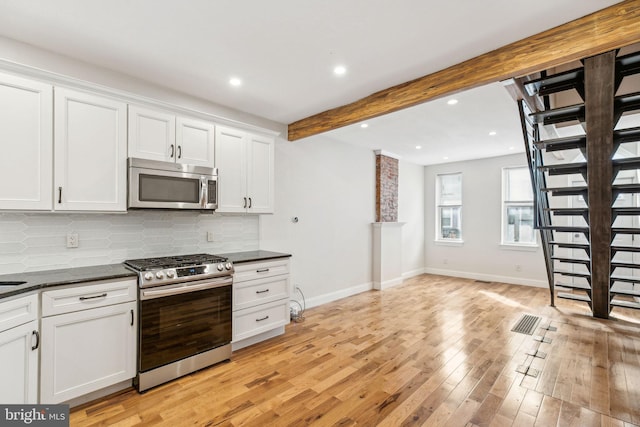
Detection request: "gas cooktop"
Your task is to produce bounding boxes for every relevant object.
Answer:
[123,253,228,271]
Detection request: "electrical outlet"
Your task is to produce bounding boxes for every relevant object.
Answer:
[207,231,214,242]
[515,265,522,272]
[66,233,79,248]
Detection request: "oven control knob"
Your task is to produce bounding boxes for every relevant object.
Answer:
[225,262,232,270]
[166,270,175,278]
[217,263,224,271]
[144,272,153,281]
[156,271,165,279]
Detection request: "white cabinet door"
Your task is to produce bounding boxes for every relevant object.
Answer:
[128,105,176,162]
[54,88,127,211]
[0,71,53,210]
[215,126,247,212]
[176,116,215,167]
[40,301,136,404]
[0,320,39,404]
[247,133,274,214]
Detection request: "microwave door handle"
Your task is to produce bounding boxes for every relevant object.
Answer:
[200,177,207,208]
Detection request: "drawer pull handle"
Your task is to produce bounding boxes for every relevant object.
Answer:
[256,315,269,322]
[130,309,134,326]
[79,293,107,301]
[31,330,39,351]
[256,268,270,273]
[256,289,269,294]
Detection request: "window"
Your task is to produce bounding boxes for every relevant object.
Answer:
[436,173,462,240]
[502,167,536,245]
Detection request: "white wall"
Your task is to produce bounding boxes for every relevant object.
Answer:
[424,153,547,286]
[259,136,376,307]
[399,160,425,278]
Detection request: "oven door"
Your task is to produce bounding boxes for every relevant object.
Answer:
[139,277,232,373]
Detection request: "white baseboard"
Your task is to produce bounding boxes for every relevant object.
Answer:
[304,282,373,309]
[402,268,426,279]
[232,326,285,351]
[423,267,547,288]
[373,277,403,290]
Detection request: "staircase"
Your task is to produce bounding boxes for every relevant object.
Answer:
[516,49,640,317]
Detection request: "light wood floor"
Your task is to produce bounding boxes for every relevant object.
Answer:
[71,275,640,426]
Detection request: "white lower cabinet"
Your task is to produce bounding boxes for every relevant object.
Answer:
[0,294,39,404]
[40,279,137,404]
[232,258,290,348]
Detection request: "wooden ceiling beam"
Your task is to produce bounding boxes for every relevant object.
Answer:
[287,0,640,141]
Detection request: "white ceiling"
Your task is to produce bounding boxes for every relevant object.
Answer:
[0,0,623,165]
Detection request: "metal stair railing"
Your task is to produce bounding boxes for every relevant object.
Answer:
[518,99,555,306]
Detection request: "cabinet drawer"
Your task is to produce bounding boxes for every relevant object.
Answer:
[233,275,290,311]
[42,278,137,317]
[233,258,290,282]
[232,299,289,342]
[0,294,38,333]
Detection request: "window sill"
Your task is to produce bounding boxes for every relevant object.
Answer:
[434,239,464,247]
[500,243,539,252]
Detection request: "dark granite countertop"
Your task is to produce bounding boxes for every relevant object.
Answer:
[218,250,292,264]
[0,264,137,300]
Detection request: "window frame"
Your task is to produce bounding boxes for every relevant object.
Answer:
[501,166,537,248]
[435,172,463,243]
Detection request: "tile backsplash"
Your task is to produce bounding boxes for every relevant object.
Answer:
[0,211,259,274]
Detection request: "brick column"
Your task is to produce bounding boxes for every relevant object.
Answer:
[375,150,399,222]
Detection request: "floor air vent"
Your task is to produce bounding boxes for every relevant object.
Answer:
[511,314,541,335]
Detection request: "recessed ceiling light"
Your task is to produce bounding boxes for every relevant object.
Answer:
[416,145,422,149]
[489,131,497,136]
[443,156,449,160]
[229,77,242,87]
[334,65,347,75]
[360,123,368,128]
[509,146,515,150]
[447,99,458,105]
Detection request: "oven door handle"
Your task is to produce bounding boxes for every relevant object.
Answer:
[141,277,232,300]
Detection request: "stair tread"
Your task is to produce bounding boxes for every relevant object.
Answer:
[611,261,640,269]
[614,126,640,144]
[555,270,591,278]
[610,275,640,283]
[524,68,584,97]
[610,287,640,297]
[541,186,587,196]
[550,241,590,250]
[551,256,590,264]
[612,227,640,234]
[612,207,640,214]
[539,225,589,232]
[534,135,586,152]
[613,183,640,192]
[544,207,588,215]
[530,104,585,125]
[610,299,640,310]
[612,157,640,170]
[557,292,591,302]
[617,51,640,77]
[556,282,591,291]
[611,245,640,253]
[615,92,640,114]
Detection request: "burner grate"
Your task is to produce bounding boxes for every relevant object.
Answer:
[124,253,227,271]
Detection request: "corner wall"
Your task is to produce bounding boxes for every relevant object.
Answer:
[424,153,547,286]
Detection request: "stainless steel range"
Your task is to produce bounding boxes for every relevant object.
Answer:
[124,253,234,392]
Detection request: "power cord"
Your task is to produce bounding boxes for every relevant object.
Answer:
[290,286,306,323]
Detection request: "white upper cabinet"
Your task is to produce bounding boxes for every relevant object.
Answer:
[0,71,53,210]
[128,105,175,162]
[54,87,127,211]
[215,126,274,213]
[176,116,215,167]
[129,105,215,167]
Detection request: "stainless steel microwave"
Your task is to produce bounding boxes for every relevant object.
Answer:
[128,158,218,211]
